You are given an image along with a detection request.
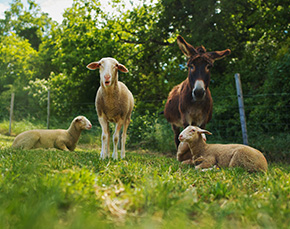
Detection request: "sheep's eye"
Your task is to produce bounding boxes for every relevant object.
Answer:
[191,129,195,133]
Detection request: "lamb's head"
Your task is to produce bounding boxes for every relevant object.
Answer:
[86,57,128,88]
[74,116,92,130]
[179,126,212,143]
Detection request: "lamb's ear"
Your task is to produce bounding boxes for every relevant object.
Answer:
[75,117,82,122]
[207,49,231,61]
[118,64,128,73]
[177,35,197,57]
[198,129,212,135]
[86,62,100,70]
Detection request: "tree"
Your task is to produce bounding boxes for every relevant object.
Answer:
[0,33,38,119]
[0,0,54,50]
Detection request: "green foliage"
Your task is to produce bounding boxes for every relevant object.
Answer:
[0,0,289,159]
[0,0,54,50]
[128,111,175,152]
[0,119,45,136]
[0,143,290,228]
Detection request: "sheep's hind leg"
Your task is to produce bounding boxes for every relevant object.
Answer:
[112,120,124,160]
[99,117,110,159]
[16,135,39,150]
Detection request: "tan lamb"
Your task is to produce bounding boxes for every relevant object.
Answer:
[178,126,268,172]
[12,116,92,151]
[87,57,134,160]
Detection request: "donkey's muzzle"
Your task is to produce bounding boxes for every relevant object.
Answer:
[192,80,206,101]
[194,88,205,99]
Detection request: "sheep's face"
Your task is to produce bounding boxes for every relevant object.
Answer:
[86,57,128,88]
[75,116,92,130]
[179,126,212,143]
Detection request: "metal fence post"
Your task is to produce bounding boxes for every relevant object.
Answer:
[47,90,50,129]
[235,73,248,145]
[9,93,15,136]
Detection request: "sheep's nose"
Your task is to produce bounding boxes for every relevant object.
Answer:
[104,74,111,81]
[179,134,183,140]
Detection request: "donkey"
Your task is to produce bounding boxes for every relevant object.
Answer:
[164,35,231,161]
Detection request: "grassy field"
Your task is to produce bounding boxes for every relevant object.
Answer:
[0,134,290,229]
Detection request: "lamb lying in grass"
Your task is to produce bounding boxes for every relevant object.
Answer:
[178,126,268,172]
[12,116,92,151]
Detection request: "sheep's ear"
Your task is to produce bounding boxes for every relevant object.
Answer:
[86,62,100,70]
[207,49,231,61]
[118,64,128,73]
[75,117,82,122]
[177,35,197,57]
[198,129,212,135]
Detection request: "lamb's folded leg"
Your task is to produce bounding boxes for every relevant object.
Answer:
[57,143,70,151]
[195,156,216,170]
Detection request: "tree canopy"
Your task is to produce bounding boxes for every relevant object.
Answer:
[0,0,289,146]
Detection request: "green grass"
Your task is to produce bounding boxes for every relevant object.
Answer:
[0,135,290,228]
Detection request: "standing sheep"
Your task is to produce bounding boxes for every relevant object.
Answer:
[12,116,92,151]
[178,126,268,172]
[87,57,134,160]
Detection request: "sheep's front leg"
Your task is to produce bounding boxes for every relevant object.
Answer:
[55,138,70,151]
[120,118,130,159]
[99,117,110,159]
[195,156,216,170]
[112,120,124,160]
[58,144,70,151]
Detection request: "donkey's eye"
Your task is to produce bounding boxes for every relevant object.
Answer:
[189,65,195,71]
[206,64,212,71]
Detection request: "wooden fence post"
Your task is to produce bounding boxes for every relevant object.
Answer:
[235,73,248,145]
[9,93,15,136]
[47,89,50,129]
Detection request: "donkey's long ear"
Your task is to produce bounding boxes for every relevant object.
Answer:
[208,49,231,61]
[86,62,100,70]
[177,35,197,57]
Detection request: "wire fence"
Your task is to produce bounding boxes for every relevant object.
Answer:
[2,91,290,161]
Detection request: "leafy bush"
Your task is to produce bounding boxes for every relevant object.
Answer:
[128,111,175,152]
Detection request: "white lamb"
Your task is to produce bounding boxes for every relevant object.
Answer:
[178,126,268,172]
[87,57,134,160]
[12,116,92,151]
